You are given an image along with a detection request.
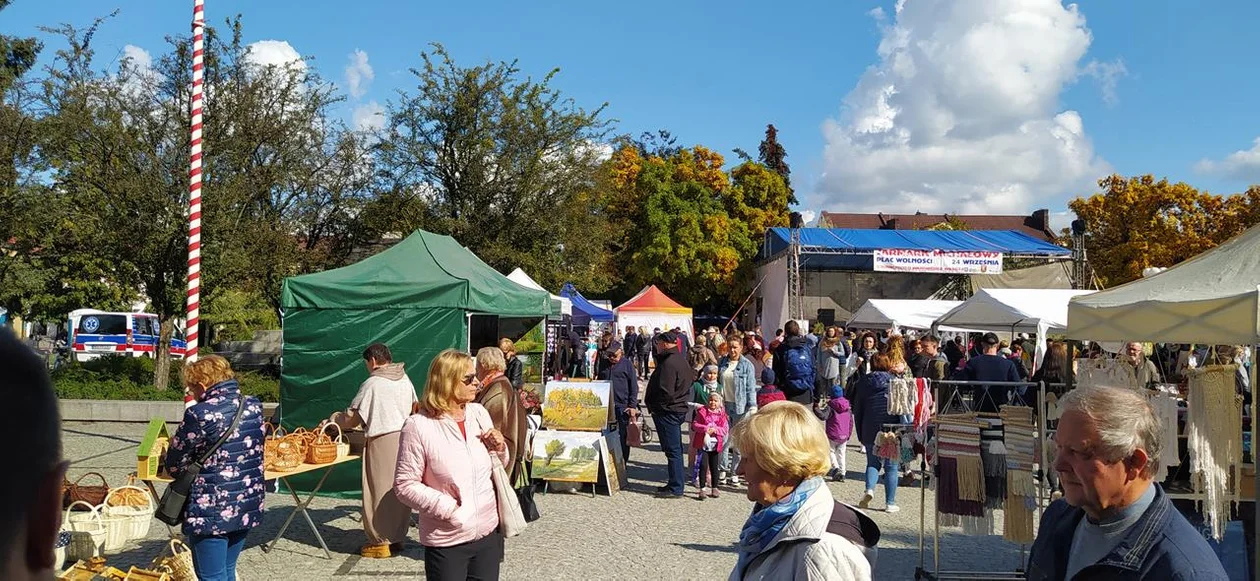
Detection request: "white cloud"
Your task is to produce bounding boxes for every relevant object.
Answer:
[122,44,153,71]
[815,0,1111,216]
[245,40,305,73]
[1080,58,1127,105]
[1195,137,1260,182]
[352,101,386,132]
[800,210,818,226]
[345,49,374,99]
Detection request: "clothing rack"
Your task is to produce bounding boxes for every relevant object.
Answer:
[915,379,1046,581]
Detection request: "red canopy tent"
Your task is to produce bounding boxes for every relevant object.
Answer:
[614,285,694,340]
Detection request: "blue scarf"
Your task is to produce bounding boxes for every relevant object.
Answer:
[735,477,823,576]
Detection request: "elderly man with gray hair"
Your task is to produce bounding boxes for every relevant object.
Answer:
[1026,386,1227,580]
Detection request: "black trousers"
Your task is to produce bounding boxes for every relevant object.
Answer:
[699,449,721,488]
[423,531,503,581]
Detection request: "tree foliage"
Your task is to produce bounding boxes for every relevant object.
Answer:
[757,124,794,205]
[599,144,790,308]
[569,445,598,462]
[1069,174,1260,287]
[543,439,566,465]
[372,43,616,293]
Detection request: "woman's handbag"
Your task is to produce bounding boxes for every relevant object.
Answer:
[156,401,246,526]
[489,455,527,537]
[513,458,540,523]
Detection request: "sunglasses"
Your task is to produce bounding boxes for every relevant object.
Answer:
[461,374,478,385]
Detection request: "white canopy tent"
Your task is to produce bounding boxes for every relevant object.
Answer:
[847,299,965,331]
[1067,226,1260,578]
[507,268,571,317]
[934,288,1095,369]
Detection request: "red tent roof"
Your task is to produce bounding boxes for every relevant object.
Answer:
[616,285,692,313]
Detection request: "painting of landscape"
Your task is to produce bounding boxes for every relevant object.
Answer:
[542,381,610,431]
[532,430,602,483]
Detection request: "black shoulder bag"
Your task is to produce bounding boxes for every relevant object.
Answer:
[156,400,247,526]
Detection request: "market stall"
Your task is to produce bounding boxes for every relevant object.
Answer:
[559,283,614,327]
[280,229,551,494]
[614,285,694,340]
[933,288,1094,370]
[1067,223,1260,578]
[508,268,571,318]
[847,299,964,332]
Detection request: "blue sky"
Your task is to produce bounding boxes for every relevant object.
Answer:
[6,0,1260,228]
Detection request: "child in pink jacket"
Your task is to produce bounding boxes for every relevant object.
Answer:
[825,384,853,482]
[691,391,730,500]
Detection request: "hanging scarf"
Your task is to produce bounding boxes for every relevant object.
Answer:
[735,477,823,575]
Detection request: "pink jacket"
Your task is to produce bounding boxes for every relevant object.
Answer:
[690,406,729,451]
[394,403,508,548]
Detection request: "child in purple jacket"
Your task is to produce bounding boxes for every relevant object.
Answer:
[825,384,852,482]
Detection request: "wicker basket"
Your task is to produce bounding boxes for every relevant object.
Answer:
[104,485,155,541]
[306,424,338,465]
[270,435,305,473]
[64,472,109,509]
[323,421,351,459]
[151,539,197,581]
[63,502,106,561]
[263,422,286,471]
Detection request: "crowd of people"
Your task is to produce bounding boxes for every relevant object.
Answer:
[2,314,1241,580]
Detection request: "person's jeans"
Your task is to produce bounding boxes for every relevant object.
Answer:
[721,404,745,473]
[864,452,900,505]
[653,411,686,495]
[188,530,249,581]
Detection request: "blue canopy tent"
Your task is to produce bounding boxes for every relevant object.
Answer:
[759,228,1071,269]
[560,283,615,327]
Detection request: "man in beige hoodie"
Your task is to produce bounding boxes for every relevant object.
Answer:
[336,343,418,558]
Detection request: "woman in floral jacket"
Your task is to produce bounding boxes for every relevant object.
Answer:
[166,355,265,581]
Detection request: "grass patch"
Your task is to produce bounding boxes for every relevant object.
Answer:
[533,458,599,482]
[542,406,607,431]
[53,355,279,402]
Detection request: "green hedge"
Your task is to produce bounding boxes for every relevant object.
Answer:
[53,355,280,402]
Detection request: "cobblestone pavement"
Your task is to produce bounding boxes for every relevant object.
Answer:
[63,420,1031,580]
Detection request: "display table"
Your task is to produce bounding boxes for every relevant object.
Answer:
[137,455,360,560]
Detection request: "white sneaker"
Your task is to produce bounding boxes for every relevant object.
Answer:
[719,470,728,484]
[885,504,900,514]
[859,490,874,509]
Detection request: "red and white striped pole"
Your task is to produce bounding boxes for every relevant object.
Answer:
[185,0,205,408]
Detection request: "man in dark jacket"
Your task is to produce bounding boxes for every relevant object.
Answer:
[956,332,1020,413]
[1027,386,1227,581]
[607,344,639,462]
[645,331,694,498]
[640,328,657,379]
[772,320,816,405]
[623,326,639,374]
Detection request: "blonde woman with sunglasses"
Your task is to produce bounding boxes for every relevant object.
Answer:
[395,349,508,580]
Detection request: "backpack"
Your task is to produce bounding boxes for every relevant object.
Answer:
[783,343,815,394]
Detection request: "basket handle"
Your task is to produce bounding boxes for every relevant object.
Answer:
[73,471,107,488]
[64,500,102,523]
[105,485,155,511]
[168,538,191,556]
[322,420,344,443]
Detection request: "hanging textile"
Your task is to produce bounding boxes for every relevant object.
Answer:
[887,376,915,415]
[936,415,985,506]
[1185,364,1244,541]
[899,432,916,465]
[978,418,1007,509]
[1076,358,1140,390]
[1000,406,1036,544]
[912,378,934,441]
[1145,389,1181,479]
[875,431,900,461]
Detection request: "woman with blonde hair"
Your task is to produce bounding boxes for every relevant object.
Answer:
[394,349,509,580]
[730,402,878,580]
[166,355,265,581]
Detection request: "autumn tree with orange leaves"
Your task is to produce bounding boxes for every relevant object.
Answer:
[1069,174,1260,287]
[599,143,790,308]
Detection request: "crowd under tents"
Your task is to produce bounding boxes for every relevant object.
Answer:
[507,268,571,317]
[278,229,551,494]
[615,285,694,339]
[933,288,1095,369]
[560,282,615,327]
[1067,225,1260,578]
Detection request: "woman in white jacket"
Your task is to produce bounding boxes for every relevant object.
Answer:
[729,402,880,581]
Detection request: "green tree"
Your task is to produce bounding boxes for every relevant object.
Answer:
[757,124,794,205]
[544,439,566,466]
[373,43,615,293]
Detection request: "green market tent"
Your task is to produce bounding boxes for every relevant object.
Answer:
[279,229,550,495]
